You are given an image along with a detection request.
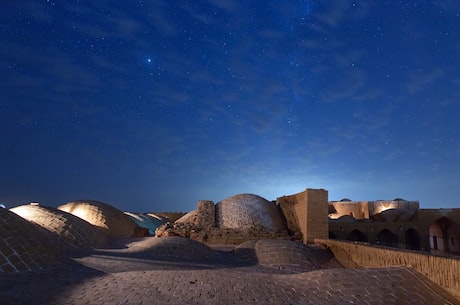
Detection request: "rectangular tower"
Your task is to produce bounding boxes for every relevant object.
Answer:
[278,188,329,244]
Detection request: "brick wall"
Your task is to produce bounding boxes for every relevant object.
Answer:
[305,189,329,243]
[278,188,328,244]
[316,238,460,301]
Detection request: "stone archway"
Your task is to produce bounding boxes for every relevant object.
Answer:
[376,229,398,247]
[346,229,367,242]
[405,228,421,250]
[429,217,460,254]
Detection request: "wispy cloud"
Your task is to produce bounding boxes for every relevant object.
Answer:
[406,68,444,94]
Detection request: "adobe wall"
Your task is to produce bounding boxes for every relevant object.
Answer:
[305,189,329,243]
[329,221,422,249]
[316,239,460,301]
[277,188,328,244]
[156,222,289,244]
[329,199,420,220]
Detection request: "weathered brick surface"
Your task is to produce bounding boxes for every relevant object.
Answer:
[0,237,457,305]
[159,195,289,244]
[156,222,289,244]
[58,200,138,239]
[0,208,61,272]
[11,204,106,250]
[234,239,340,272]
[278,189,329,244]
[216,194,286,231]
[316,238,460,301]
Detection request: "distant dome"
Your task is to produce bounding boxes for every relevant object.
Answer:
[372,208,416,222]
[0,208,61,272]
[334,215,358,223]
[216,194,286,231]
[124,212,167,235]
[58,200,137,239]
[11,204,106,249]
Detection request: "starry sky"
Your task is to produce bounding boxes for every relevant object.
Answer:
[1,1,459,212]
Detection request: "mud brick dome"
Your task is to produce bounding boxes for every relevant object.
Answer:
[0,207,61,272]
[11,203,106,249]
[216,194,286,231]
[58,200,137,239]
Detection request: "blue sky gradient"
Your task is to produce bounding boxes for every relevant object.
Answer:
[1,1,459,212]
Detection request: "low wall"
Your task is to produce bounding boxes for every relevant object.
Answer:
[315,238,460,301]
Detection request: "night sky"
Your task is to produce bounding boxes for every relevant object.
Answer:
[1,1,459,212]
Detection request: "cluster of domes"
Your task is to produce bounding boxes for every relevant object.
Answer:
[1,200,142,273]
[11,203,107,250]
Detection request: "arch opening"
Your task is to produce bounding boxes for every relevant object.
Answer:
[376,229,398,247]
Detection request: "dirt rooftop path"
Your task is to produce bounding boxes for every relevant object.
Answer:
[0,237,458,305]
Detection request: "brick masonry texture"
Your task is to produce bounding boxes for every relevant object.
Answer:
[11,204,107,250]
[0,208,61,272]
[216,194,286,231]
[316,238,460,301]
[58,200,138,239]
[0,236,458,305]
[277,188,329,243]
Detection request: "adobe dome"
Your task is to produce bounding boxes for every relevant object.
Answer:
[0,207,61,272]
[332,215,358,223]
[11,204,106,249]
[124,212,167,235]
[216,194,286,231]
[234,239,336,272]
[122,236,215,261]
[372,208,416,222]
[58,200,137,239]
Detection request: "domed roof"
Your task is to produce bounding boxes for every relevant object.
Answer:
[120,236,215,261]
[11,203,106,249]
[234,239,336,272]
[372,208,416,222]
[58,200,137,239]
[216,194,286,231]
[331,215,358,223]
[124,212,167,235]
[0,207,61,272]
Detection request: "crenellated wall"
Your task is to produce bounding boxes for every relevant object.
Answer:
[316,238,460,301]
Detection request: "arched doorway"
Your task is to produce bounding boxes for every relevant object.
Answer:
[405,228,421,250]
[329,231,337,239]
[376,229,398,247]
[429,217,460,254]
[346,229,367,242]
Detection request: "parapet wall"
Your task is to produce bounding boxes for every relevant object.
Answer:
[315,239,460,301]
